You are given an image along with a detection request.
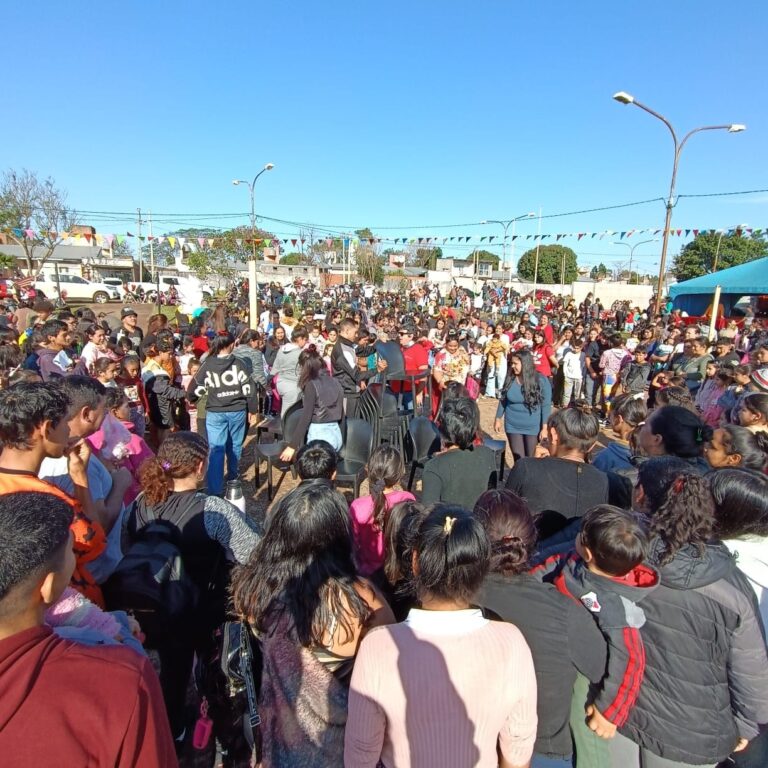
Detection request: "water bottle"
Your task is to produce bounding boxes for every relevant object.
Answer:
[224,480,246,513]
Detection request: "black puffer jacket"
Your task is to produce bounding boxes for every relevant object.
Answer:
[620,539,768,764]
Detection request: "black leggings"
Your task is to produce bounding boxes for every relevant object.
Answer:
[506,432,538,463]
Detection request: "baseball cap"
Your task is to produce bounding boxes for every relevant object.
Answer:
[121,307,138,318]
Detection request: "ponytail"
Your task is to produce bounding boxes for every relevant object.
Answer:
[367,445,405,531]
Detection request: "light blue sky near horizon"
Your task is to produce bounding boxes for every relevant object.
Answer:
[3,0,767,271]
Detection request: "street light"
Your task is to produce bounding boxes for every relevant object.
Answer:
[613,238,657,284]
[232,162,275,328]
[612,91,745,315]
[482,212,536,287]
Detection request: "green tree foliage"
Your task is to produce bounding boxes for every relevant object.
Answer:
[590,262,609,280]
[469,249,500,267]
[517,244,578,284]
[672,231,767,281]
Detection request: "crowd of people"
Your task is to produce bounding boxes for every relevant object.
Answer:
[0,282,767,768]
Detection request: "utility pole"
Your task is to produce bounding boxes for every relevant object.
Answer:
[148,211,155,282]
[136,208,143,282]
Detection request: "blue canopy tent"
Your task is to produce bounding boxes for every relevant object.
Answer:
[669,257,768,316]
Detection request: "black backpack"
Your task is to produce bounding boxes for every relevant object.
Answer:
[103,501,199,647]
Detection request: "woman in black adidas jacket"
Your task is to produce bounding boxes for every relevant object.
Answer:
[611,457,768,768]
[187,331,258,496]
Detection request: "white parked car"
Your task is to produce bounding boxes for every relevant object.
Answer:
[34,274,121,304]
[101,277,127,298]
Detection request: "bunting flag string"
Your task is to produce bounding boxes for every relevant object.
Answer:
[2,226,764,254]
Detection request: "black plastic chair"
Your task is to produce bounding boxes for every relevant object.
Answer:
[483,437,507,484]
[335,418,374,497]
[405,416,441,491]
[254,402,304,500]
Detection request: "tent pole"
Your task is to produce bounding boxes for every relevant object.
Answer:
[708,285,722,341]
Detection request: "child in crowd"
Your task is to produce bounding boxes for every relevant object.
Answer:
[593,393,647,473]
[695,363,728,427]
[618,344,651,396]
[561,337,584,407]
[93,356,119,389]
[349,445,415,580]
[469,341,484,383]
[599,334,630,416]
[87,388,154,506]
[534,505,659,739]
[718,363,751,423]
[116,354,148,436]
[323,342,335,375]
[178,335,195,376]
[187,357,205,435]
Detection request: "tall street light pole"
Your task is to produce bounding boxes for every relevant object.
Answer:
[613,238,657,284]
[612,91,744,316]
[233,162,275,329]
[482,211,536,288]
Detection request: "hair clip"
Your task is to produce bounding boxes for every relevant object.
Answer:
[632,392,645,401]
[443,516,457,535]
[695,427,704,443]
[672,476,686,494]
[217,330,229,337]
[161,461,171,471]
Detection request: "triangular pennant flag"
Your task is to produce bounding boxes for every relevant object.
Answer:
[25,228,35,239]
[591,233,597,238]
[138,236,145,241]
[488,236,495,243]
[676,229,682,236]
[418,238,424,245]
[557,234,563,241]
[692,230,699,237]
[94,235,103,246]
[291,239,297,246]
[235,238,243,247]
[620,232,627,239]
[105,234,114,246]
[480,236,487,243]
[84,232,92,243]
[326,238,333,247]
[178,237,186,248]
[198,237,206,248]
[255,239,263,246]
[442,238,448,244]
[684,230,690,237]
[264,239,272,246]
[578,233,585,240]
[12,228,23,239]
[300,238,306,245]
[167,237,176,248]
[126,231,134,238]
[116,235,126,245]
[207,238,215,247]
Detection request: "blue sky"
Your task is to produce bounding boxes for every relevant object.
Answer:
[3,0,767,272]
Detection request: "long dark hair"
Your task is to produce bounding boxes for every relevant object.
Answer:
[231,483,371,646]
[710,468,768,539]
[298,346,325,390]
[637,457,714,565]
[209,331,235,356]
[506,350,543,412]
[368,445,406,531]
[649,405,713,459]
[413,504,490,603]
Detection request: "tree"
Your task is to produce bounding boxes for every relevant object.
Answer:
[413,246,442,269]
[353,228,385,285]
[517,244,578,284]
[0,169,79,276]
[590,262,609,280]
[280,252,304,265]
[672,231,767,281]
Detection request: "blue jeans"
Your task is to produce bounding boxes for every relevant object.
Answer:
[206,410,247,496]
[307,422,343,451]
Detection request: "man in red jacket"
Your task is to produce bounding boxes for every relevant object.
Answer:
[0,491,177,767]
